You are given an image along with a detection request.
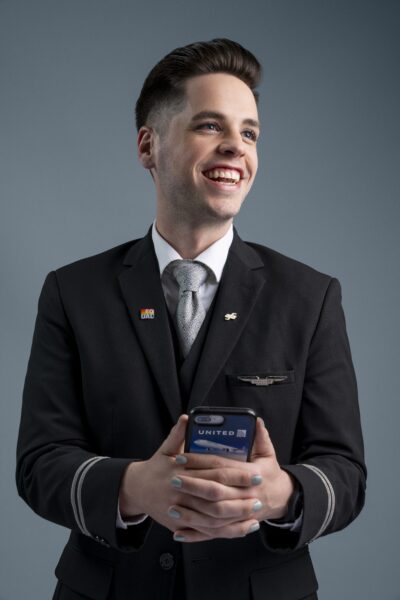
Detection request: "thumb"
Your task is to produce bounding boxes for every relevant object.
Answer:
[159,414,188,457]
[250,418,276,460]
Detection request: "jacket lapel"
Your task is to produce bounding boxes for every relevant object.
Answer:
[188,230,266,410]
[117,228,182,423]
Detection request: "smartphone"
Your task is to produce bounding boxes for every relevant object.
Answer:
[185,406,257,462]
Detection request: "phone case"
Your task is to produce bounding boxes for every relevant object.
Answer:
[184,406,257,461]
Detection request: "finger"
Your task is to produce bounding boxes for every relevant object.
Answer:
[181,467,262,488]
[167,504,239,530]
[159,415,188,457]
[176,453,245,471]
[173,519,260,543]
[250,418,276,461]
[170,496,263,521]
[173,529,213,543]
[170,474,255,501]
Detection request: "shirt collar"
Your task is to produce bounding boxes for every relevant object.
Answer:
[152,221,234,283]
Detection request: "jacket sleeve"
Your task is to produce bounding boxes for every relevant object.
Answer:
[260,277,367,551]
[16,271,152,552]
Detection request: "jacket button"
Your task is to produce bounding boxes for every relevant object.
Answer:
[159,552,174,570]
[94,535,110,548]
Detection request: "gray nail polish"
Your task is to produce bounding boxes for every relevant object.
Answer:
[251,475,263,486]
[253,500,263,512]
[168,508,181,519]
[175,455,187,464]
[171,477,182,488]
[247,522,260,534]
[174,534,186,542]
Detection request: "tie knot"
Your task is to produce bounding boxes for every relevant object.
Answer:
[170,260,209,293]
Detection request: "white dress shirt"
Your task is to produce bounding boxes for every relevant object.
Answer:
[152,220,233,316]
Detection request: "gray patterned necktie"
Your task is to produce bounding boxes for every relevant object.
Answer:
[170,260,209,358]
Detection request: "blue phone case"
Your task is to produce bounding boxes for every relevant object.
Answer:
[185,407,257,461]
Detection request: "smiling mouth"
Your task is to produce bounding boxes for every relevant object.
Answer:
[202,168,242,186]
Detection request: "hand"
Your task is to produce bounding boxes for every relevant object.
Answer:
[119,415,192,534]
[248,417,296,521]
[170,418,295,542]
[119,415,262,540]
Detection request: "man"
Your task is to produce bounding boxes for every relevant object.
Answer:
[17,39,366,600]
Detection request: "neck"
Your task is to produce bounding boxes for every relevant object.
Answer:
[155,218,232,259]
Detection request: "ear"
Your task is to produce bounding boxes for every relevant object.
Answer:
[137,126,156,170]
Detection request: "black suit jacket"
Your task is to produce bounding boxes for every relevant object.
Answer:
[16,227,366,600]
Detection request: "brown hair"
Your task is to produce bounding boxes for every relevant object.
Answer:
[135,38,262,134]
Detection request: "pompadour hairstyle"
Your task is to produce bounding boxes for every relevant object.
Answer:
[135,38,262,134]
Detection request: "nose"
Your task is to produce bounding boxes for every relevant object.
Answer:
[217,130,246,157]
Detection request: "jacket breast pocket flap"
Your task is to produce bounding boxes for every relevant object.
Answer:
[250,551,318,599]
[227,369,295,387]
[55,543,114,600]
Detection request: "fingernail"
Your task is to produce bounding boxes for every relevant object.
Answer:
[247,522,260,534]
[171,477,182,488]
[168,508,181,519]
[174,534,186,542]
[175,455,187,464]
[253,500,263,512]
[251,475,263,486]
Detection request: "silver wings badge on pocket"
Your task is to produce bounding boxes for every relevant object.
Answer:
[236,375,288,386]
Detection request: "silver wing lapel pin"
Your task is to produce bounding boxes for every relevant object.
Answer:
[237,375,288,386]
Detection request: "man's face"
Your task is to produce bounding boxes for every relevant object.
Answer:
[142,72,259,227]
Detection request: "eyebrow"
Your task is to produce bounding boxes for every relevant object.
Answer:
[190,110,260,130]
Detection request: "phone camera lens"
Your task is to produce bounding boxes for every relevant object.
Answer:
[194,416,211,424]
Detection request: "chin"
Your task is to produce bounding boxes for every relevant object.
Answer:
[203,203,243,223]
[208,197,244,217]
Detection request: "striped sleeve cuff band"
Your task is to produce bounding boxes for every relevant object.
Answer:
[300,463,335,542]
[70,456,109,536]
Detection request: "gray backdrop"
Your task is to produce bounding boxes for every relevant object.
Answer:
[1,0,399,598]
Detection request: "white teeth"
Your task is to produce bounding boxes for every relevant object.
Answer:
[204,169,241,182]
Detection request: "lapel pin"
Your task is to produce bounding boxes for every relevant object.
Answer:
[224,312,237,321]
[140,308,155,319]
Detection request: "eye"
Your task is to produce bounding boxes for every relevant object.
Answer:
[243,129,258,142]
[197,122,221,132]
[196,122,258,142]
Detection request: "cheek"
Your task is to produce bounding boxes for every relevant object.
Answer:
[159,150,187,182]
[247,160,258,186]
[251,151,258,174]
[186,138,212,164]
